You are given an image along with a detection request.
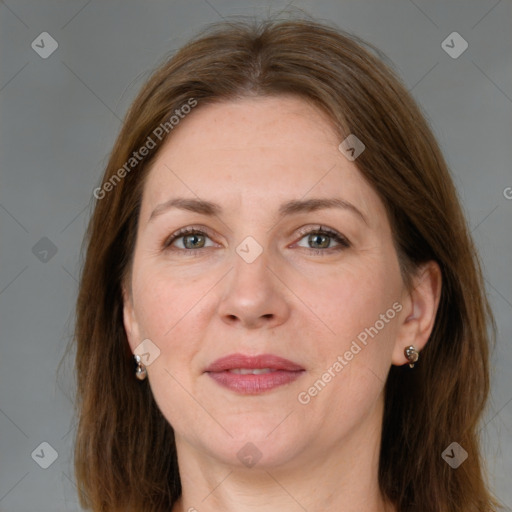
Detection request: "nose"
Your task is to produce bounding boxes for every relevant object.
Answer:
[216,249,291,330]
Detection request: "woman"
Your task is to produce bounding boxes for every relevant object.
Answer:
[70,16,502,512]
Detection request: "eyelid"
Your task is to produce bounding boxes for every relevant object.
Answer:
[294,224,345,239]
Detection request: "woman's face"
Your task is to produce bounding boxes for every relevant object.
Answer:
[123,95,410,469]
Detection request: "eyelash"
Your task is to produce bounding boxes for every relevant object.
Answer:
[162,225,350,257]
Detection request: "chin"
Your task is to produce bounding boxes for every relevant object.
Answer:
[196,422,308,470]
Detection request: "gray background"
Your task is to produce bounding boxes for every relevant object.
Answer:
[0,1,511,510]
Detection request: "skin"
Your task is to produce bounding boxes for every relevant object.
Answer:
[122,95,441,512]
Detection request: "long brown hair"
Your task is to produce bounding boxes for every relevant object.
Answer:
[65,15,503,512]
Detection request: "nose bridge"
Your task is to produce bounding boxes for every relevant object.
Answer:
[216,234,289,328]
[230,237,273,302]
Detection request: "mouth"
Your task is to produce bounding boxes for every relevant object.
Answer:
[225,368,274,375]
[204,353,305,395]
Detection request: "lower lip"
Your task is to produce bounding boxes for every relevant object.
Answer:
[206,370,304,394]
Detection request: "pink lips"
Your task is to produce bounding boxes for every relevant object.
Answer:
[204,353,305,395]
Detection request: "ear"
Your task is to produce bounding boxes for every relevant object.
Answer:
[122,282,142,353]
[392,261,442,366]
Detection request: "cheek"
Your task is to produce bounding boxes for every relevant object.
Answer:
[132,262,210,340]
[127,274,199,409]
[131,270,209,428]
[297,284,398,437]
[131,264,218,382]
[306,260,399,340]
[299,254,401,407]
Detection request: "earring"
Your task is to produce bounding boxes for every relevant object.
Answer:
[134,354,147,380]
[404,345,419,368]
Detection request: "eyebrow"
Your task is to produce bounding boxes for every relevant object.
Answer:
[148,197,368,225]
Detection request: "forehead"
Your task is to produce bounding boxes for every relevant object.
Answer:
[139,95,381,224]
[168,95,339,147]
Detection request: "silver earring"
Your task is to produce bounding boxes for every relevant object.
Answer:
[404,345,419,368]
[134,354,147,380]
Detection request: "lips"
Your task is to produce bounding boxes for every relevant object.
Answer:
[204,353,305,394]
[204,353,304,373]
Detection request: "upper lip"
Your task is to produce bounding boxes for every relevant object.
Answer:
[204,353,304,372]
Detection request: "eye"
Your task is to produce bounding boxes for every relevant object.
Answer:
[294,225,350,255]
[162,225,350,256]
[163,227,216,253]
